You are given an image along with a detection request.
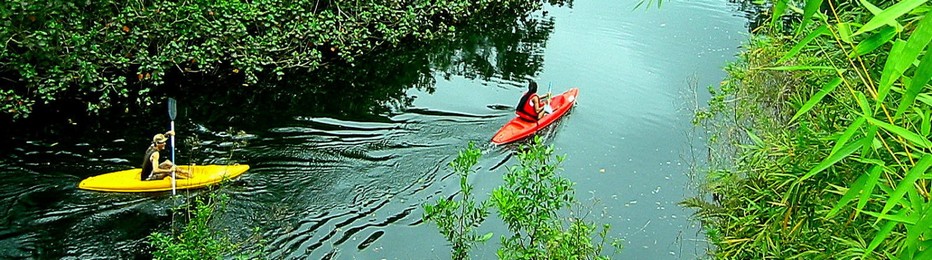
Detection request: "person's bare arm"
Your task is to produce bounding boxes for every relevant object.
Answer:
[530,96,541,109]
[150,152,172,174]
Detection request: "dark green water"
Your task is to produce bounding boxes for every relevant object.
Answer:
[0,1,751,258]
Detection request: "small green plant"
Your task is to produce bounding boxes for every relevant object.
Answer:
[149,193,236,260]
[423,142,492,260]
[492,136,615,259]
[425,138,619,259]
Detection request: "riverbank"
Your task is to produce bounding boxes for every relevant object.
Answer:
[690,1,932,258]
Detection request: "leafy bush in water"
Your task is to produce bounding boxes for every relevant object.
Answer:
[423,142,492,260]
[149,194,236,260]
[425,137,618,259]
[0,0,569,120]
[492,137,615,259]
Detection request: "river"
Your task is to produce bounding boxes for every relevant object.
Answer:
[0,0,751,259]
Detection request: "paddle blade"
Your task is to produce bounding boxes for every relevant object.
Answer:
[168,98,177,120]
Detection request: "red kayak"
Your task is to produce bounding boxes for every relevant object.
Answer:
[492,88,579,144]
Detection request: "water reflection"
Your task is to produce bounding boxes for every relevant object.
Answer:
[180,6,562,129]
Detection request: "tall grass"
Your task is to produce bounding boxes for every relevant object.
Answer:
[688,0,932,258]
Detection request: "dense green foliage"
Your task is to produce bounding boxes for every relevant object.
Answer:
[425,137,618,259]
[0,0,568,120]
[689,0,932,258]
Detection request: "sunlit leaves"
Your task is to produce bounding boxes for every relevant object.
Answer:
[853,0,929,36]
[878,13,932,104]
[850,26,896,57]
[864,116,932,148]
[881,155,932,217]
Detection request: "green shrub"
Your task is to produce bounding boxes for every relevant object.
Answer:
[426,137,619,259]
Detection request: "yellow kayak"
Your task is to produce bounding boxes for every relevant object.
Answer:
[78,164,250,192]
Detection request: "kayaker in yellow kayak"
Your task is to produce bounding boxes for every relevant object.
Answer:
[141,131,192,180]
[516,81,553,121]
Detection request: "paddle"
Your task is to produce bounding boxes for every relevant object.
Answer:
[168,98,177,195]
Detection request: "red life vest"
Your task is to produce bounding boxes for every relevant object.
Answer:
[516,92,538,121]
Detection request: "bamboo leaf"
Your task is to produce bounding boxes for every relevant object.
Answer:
[860,0,904,29]
[861,124,879,156]
[917,241,932,259]
[864,210,918,224]
[878,40,909,103]
[923,109,931,136]
[745,128,764,147]
[902,202,932,258]
[917,93,932,107]
[831,117,866,156]
[827,168,872,218]
[477,232,494,242]
[860,0,883,15]
[838,22,854,44]
[854,0,928,36]
[909,44,932,96]
[857,91,872,117]
[799,137,868,182]
[792,77,842,122]
[866,212,904,254]
[878,14,932,103]
[856,165,885,218]
[850,26,897,58]
[795,0,824,35]
[908,184,922,215]
[880,154,932,217]
[779,25,829,64]
[772,0,788,26]
[864,116,932,148]
[895,45,932,118]
[762,65,837,71]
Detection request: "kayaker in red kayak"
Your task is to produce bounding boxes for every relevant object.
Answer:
[516,81,553,121]
[141,131,192,180]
